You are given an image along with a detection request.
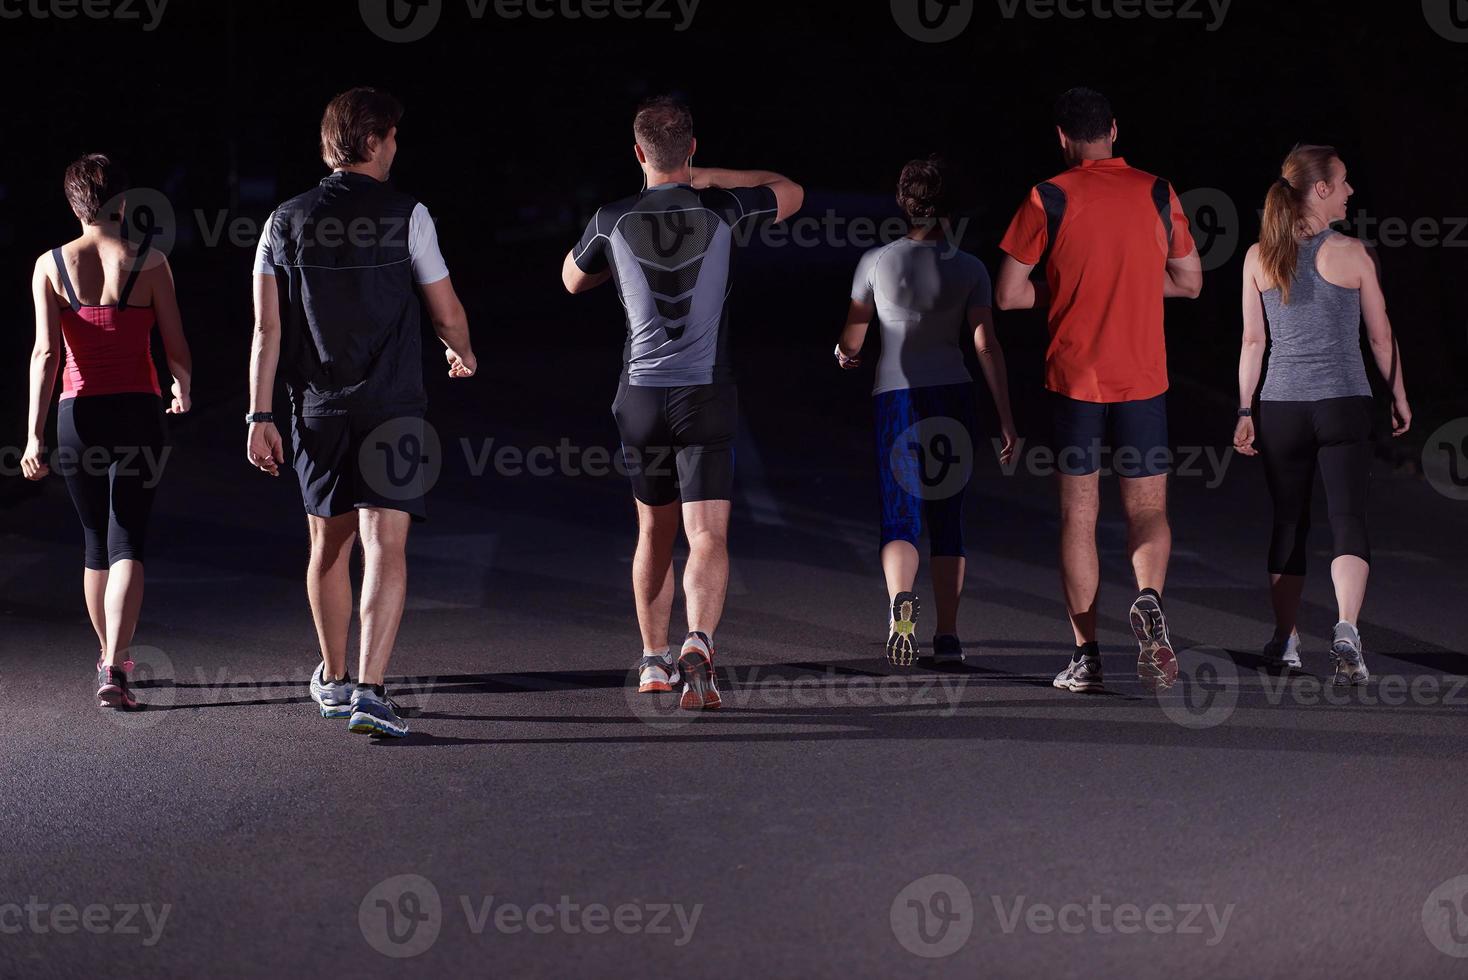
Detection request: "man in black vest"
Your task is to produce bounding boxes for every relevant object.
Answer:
[247,87,475,737]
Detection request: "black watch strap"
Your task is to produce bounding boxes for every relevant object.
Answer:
[1237,408,1253,418]
[246,412,275,424]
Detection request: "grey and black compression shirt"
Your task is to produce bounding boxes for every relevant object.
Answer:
[573,182,779,386]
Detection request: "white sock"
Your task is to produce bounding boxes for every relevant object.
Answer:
[643,648,670,660]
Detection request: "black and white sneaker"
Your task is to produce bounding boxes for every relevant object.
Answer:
[636,653,680,693]
[1261,633,1302,669]
[1330,622,1369,686]
[886,592,920,667]
[931,634,965,665]
[1130,590,1178,691]
[1053,657,1104,693]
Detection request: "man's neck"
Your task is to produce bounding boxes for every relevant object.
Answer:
[337,164,387,182]
[1065,140,1115,166]
[645,169,688,187]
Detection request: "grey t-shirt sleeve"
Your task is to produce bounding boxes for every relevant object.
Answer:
[966,257,994,309]
[252,210,278,276]
[851,246,882,305]
[409,203,450,285]
[572,208,610,274]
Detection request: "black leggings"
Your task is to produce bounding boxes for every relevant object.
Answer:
[54,394,166,570]
[1256,397,1373,576]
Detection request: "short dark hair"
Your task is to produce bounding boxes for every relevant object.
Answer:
[633,97,694,172]
[896,157,953,221]
[1054,87,1114,143]
[320,87,403,169]
[64,153,128,224]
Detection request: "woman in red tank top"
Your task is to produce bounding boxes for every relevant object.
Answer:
[21,153,193,711]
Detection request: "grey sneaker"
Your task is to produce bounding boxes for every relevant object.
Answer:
[1053,657,1104,693]
[1330,622,1369,687]
[931,634,965,665]
[636,653,680,693]
[348,685,409,737]
[1130,590,1178,691]
[1261,633,1302,669]
[310,663,354,719]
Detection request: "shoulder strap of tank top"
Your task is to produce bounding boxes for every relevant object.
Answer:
[51,248,82,312]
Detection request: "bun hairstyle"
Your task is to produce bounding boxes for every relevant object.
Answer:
[64,153,129,224]
[896,156,952,223]
[1260,143,1339,304]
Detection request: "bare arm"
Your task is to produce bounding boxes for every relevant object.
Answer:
[1233,246,1267,456]
[995,256,1048,311]
[1355,243,1410,435]
[836,299,874,368]
[246,274,285,476]
[562,250,612,294]
[149,256,193,414]
[22,255,63,479]
[970,305,1018,462]
[691,167,804,222]
[1165,247,1204,299]
[419,277,476,377]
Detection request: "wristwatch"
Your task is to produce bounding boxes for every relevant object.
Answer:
[1237,408,1252,418]
[246,412,275,424]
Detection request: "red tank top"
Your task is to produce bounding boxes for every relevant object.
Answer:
[53,247,161,400]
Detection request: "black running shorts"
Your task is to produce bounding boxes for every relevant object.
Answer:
[611,383,737,506]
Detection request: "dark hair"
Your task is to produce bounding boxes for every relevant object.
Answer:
[896,157,953,221]
[64,153,129,224]
[1054,87,1115,143]
[1260,144,1340,304]
[633,96,694,173]
[320,87,403,169]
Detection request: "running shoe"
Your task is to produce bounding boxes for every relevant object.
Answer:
[1053,656,1104,693]
[887,592,921,667]
[1330,621,1369,687]
[348,686,409,737]
[931,634,965,665]
[1130,590,1178,691]
[96,662,137,710]
[310,663,354,719]
[677,631,721,710]
[636,653,680,694]
[1261,633,1303,669]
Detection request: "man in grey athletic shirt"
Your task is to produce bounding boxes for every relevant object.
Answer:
[561,96,803,709]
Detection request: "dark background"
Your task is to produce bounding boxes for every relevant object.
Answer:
[1,0,1465,494]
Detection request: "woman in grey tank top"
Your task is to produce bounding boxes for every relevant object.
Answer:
[835,158,1018,667]
[1234,144,1412,686]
